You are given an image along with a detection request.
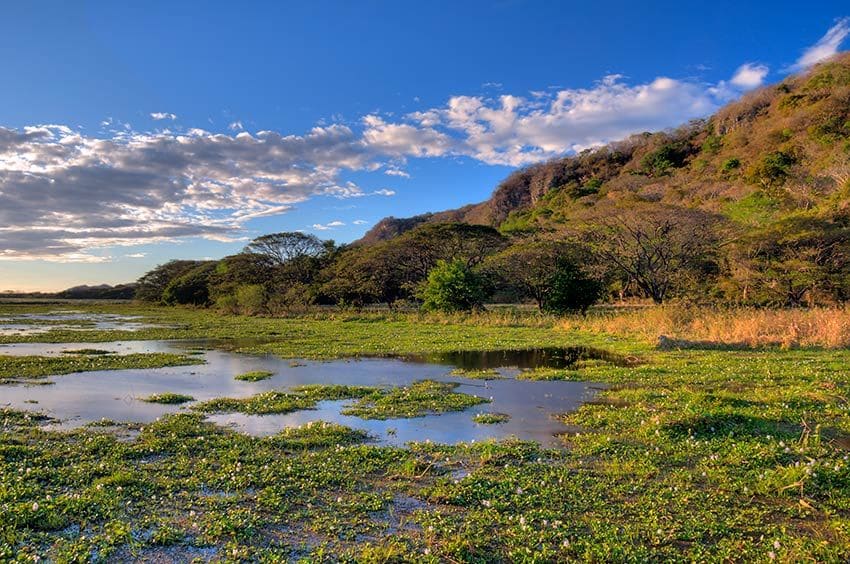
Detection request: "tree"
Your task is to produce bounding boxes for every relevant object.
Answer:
[135,260,206,302]
[481,241,572,309]
[243,232,326,266]
[420,259,486,313]
[586,207,719,304]
[385,223,506,295]
[543,261,604,314]
[161,262,218,306]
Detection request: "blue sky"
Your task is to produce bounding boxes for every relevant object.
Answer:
[1,1,849,291]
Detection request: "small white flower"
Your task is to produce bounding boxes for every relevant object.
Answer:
[31,502,39,511]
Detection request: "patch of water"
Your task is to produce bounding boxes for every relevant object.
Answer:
[1,341,612,447]
[0,311,164,336]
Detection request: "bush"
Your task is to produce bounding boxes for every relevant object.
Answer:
[420,259,486,313]
[542,262,603,314]
[235,284,268,315]
[721,157,741,172]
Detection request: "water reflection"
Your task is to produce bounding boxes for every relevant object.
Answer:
[1,338,617,447]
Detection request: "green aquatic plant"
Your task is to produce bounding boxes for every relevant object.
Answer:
[0,353,204,381]
[449,367,504,380]
[473,412,511,424]
[234,370,274,382]
[342,380,489,420]
[141,393,195,404]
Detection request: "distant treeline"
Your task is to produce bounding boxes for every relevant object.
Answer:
[134,210,850,314]
[137,56,850,313]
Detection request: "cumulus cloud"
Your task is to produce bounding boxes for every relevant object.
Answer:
[150,112,177,121]
[730,63,769,89]
[399,73,743,166]
[0,124,388,261]
[791,17,850,71]
[8,24,841,262]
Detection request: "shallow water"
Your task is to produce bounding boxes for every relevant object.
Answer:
[0,311,161,336]
[0,327,610,447]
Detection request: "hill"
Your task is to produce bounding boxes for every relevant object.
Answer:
[361,53,850,241]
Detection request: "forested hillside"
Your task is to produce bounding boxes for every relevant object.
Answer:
[139,54,850,310]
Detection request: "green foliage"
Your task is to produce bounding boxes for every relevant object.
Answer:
[721,157,741,172]
[472,412,510,424]
[0,353,203,383]
[234,370,274,382]
[141,393,195,404]
[564,177,603,199]
[234,284,267,315]
[640,142,690,177]
[746,151,796,191]
[135,260,206,302]
[700,134,722,155]
[161,262,217,306]
[420,259,486,313]
[342,380,489,419]
[542,262,603,314]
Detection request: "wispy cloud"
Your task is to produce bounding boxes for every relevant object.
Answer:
[312,220,345,230]
[790,17,850,71]
[228,120,244,131]
[384,167,410,178]
[150,112,177,121]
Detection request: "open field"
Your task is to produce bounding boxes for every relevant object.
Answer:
[2,303,850,561]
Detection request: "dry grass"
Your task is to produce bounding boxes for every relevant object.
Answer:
[562,306,850,349]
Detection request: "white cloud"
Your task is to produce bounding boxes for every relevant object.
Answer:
[125,252,147,258]
[730,63,769,89]
[791,17,850,71]
[312,220,345,230]
[384,167,410,178]
[353,219,368,225]
[7,26,841,262]
[0,124,388,261]
[150,112,177,121]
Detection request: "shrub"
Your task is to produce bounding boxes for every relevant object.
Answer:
[721,157,741,172]
[420,259,486,313]
[235,284,268,315]
[542,262,603,314]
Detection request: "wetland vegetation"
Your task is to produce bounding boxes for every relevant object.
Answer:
[0,302,849,560]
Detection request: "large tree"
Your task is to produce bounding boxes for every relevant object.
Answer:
[243,232,327,266]
[586,206,720,304]
[135,260,207,302]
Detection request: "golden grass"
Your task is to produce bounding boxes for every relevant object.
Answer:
[562,306,850,349]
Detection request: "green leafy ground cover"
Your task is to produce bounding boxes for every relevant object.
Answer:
[0,353,204,384]
[234,370,275,382]
[1,304,849,560]
[141,393,195,405]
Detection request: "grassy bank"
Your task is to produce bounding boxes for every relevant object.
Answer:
[2,303,850,560]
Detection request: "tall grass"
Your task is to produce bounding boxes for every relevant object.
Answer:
[562,306,850,349]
